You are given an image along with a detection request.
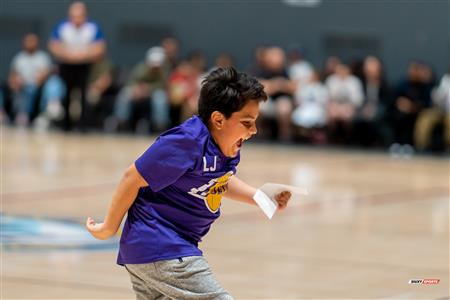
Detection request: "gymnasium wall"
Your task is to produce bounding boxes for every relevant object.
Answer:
[1,0,449,81]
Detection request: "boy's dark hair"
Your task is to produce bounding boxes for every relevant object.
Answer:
[198,67,267,125]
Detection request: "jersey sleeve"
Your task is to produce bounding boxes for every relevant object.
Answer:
[50,22,63,41]
[94,27,104,42]
[91,22,104,42]
[135,130,199,192]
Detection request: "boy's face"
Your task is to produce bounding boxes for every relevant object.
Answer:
[210,100,260,158]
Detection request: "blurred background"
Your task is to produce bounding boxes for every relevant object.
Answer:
[2,1,449,299]
[1,0,449,153]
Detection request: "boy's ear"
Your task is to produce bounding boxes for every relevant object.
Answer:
[211,111,224,130]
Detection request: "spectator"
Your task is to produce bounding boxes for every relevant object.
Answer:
[188,50,208,75]
[7,33,51,126]
[325,63,364,143]
[254,47,296,141]
[48,1,106,131]
[291,70,329,143]
[389,61,432,149]
[0,83,8,124]
[246,46,267,76]
[161,37,180,69]
[84,57,117,129]
[287,47,313,87]
[167,60,199,127]
[414,65,450,152]
[353,56,392,147]
[214,53,234,69]
[321,56,341,81]
[34,67,66,130]
[112,47,170,133]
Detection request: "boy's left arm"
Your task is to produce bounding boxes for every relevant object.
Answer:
[224,176,291,210]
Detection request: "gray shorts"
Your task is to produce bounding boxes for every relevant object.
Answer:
[125,256,233,300]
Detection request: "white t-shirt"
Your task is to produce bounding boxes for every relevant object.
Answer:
[11,50,51,85]
[288,60,313,85]
[325,74,364,107]
[51,20,104,50]
[432,74,450,112]
[292,82,329,127]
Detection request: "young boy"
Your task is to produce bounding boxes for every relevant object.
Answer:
[86,67,292,299]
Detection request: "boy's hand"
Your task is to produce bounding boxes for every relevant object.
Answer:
[274,191,291,210]
[86,217,113,240]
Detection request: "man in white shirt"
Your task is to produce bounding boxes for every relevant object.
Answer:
[48,1,106,131]
[8,33,51,126]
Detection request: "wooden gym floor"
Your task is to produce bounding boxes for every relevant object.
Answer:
[2,127,449,299]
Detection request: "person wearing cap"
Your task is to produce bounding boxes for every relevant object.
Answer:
[111,46,171,133]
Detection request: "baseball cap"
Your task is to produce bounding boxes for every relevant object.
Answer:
[146,47,166,67]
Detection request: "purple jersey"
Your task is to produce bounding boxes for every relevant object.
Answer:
[117,116,240,264]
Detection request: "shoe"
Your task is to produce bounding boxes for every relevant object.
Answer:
[400,144,415,159]
[33,115,50,131]
[389,143,401,159]
[47,101,64,120]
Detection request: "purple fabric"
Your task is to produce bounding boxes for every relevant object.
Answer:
[117,116,240,264]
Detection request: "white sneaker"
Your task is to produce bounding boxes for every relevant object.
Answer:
[33,115,50,131]
[389,143,401,159]
[400,144,415,159]
[47,101,64,120]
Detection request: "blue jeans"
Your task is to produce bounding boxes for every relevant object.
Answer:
[13,84,38,116]
[114,87,169,130]
[41,75,66,112]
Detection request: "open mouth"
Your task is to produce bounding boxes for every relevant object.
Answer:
[236,138,243,148]
[236,137,250,148]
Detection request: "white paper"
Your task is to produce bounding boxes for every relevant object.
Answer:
[253,183,308,219]
[253,189,278,219]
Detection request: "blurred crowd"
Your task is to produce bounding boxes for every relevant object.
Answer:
[1,1,449,154]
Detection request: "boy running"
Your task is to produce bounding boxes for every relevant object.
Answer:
[87,67,291,299]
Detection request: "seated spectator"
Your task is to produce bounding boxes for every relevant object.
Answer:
[287,47,313,87]
[325,63,364,143]
[246,46,267,76]
[33,67,66,130]
[111,46,170,133]
[161,37,180,69]
[214,53,234,69]
[389,61,433,149]
[353,56,392,147]
[167,60,200,127]
[188,50,208,76]
[254,47,296,141]
[321,56,341,81]
[1,81,11,124]
[7,33,51,126]
[414,65,450,152]
[291,70,329,143]
[84,57,118,129]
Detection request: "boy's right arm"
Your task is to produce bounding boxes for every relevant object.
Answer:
[86,163,148,240]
